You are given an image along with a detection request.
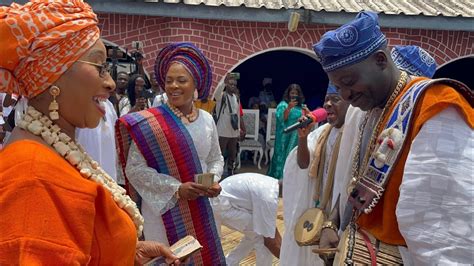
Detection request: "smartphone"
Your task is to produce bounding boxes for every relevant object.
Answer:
[140,89,155,99]
[291,95,301,105]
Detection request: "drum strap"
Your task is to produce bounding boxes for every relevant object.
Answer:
[309,126,330,178]
[359,229,377,266]
[319,127,344,210]
[309,125,343,210]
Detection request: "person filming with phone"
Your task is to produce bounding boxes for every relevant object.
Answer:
[119,74,151,116]
[267,83,308,180]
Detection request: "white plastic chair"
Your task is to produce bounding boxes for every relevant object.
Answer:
[237,109,263,169]
[264,108,276,165]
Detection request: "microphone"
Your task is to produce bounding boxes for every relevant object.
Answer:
[283,108,328,133]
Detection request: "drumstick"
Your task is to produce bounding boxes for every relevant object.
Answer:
[312,248,338,255]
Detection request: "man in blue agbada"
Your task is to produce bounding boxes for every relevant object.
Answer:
[313,11,473,265]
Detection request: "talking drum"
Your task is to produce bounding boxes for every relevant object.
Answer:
[294,208,326,246]
[334,223,403,265]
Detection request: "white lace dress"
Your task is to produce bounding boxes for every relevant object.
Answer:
[125,109,224,244]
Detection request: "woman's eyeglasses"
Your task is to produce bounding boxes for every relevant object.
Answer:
[77,60,111,77]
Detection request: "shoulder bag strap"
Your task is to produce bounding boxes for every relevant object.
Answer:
[216,93,226,122]
[226,93,234,113]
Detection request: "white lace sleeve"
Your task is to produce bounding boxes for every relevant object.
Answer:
[125,141,181,215]
[205,117,224,182]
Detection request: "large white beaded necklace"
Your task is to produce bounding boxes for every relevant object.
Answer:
[166,103,198,124]
[17,106,144,237]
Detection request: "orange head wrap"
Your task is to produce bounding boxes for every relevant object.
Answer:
[0,0,100,99]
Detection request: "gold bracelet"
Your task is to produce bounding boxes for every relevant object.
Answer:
[321,220,338,231]
[175,187,181,199]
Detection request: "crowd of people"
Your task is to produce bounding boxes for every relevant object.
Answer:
[0,1,472,265]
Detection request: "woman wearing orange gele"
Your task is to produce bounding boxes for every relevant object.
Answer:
[0,1,179,265]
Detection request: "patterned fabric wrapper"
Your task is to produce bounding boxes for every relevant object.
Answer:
[154,42,212,100]
[0,0,100,98]
[116,105,225,265]
[313,11,387,72]
[391,45,437,78]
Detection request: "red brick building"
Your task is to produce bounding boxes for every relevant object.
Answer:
[88,0,474,94]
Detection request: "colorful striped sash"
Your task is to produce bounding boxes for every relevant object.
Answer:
[116,105,225,265]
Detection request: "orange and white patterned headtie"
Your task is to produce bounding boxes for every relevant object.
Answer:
[0,0,100,99]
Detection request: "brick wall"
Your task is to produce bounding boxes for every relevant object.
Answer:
[98,13,474,92]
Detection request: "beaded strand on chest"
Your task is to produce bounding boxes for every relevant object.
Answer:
[167,103,198,124]
[17,106,144,237]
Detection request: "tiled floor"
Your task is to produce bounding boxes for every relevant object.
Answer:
[220,157,285,265]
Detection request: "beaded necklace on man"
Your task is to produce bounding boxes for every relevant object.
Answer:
[347,71,409,195]
[166,102,199,124]
[17,106,144,237]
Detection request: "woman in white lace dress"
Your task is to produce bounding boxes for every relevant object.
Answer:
[124,109,223,243]
[117,43,226,264]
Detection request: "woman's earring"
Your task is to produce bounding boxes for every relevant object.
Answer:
[193,89,198,100]
[48,85,60,120]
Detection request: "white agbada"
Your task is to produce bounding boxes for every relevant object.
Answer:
[151,93,167,107]
[125,109,224,245]
[0,93,18,144]
[334,105,365,230]
[216,173,279,266]
[76,100,118,181]
[0,93,6,126]
[0,92,16,118]
[280,123,345,266]
[118,96,130,117]
[338,106,473,265]
[396,107,474,265]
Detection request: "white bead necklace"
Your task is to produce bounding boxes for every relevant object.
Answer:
[17,106,144,237]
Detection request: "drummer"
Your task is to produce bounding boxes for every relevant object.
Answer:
[280,84,349,265]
